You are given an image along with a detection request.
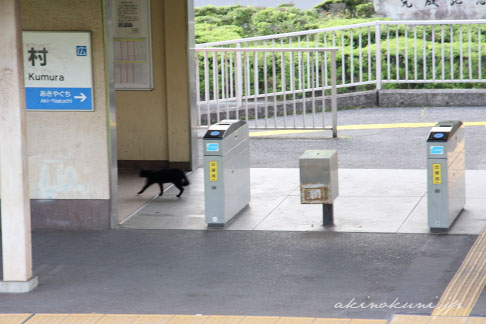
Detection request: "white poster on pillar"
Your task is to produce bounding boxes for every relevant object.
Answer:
[112,0,153,90]
[22,31,94,111]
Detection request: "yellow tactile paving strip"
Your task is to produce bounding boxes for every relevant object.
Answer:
[432,226,486,317]
[2,314,486,324]
[132,315,174,324]
[239,317,279,324]
[165,315,208,324]
[0,314,32,324]
[203,316,246,324]
[312,319,351,324]
[0,314,388,324]
[61,315,104,324]
[97,315,141,324]
[390,315,486,324]
[21,314,68,324]
[275,318,315,324]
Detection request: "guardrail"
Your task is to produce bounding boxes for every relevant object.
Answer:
[195,47,339,137]
[196,20,486,131]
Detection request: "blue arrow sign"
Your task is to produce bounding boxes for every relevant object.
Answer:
[25,87,93,111]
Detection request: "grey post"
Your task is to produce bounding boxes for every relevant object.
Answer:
[299,150,339,227]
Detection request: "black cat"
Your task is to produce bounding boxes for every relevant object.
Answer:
[138,168,190,197]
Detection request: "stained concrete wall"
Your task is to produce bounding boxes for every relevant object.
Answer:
[164,1,192,166]
[116,0,191,168]
[115,0,168,166]
[17,0,110,229]
[0,0,194,229]
[374,0,486,20]
[116,0,192,170]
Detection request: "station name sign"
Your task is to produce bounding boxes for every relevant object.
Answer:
[23,31,94,111]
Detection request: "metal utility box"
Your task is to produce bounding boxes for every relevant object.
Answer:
[203,120,250,227]
[427,120,465,232]
[299,150,339,204]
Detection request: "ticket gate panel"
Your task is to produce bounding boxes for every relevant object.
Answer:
[203,120,250,227]
[426,120,465,232]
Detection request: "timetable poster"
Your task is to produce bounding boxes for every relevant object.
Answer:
[112,0,153,90]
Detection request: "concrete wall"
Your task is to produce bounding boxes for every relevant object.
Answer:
[116,0,192,170]
[0,0,194,229]
[164,1,192,166]
[374,0,486,20]
[377,89,486,107]
[115,0,168,166]
[311,89,486,109]
[19,0,110,229]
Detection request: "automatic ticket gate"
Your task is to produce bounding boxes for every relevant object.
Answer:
[427,120,465,232]
[203,120,250,227]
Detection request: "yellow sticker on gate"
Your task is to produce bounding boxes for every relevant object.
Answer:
[433,164,441,184]
[209,161,218,182]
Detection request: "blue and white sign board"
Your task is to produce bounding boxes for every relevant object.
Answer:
[23,31,94,111]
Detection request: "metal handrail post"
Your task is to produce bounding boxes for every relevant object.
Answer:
[235,43,243,108]
[375,23,382,91]
[330,50,338,138]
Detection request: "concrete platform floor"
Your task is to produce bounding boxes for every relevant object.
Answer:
[117,168,164,224]
[0,230,480,317]
[119,168,486,234]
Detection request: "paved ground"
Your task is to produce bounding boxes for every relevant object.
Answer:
[1,106,486,321]
[120,168,486,235]
[198,106,486,169]
[0,230,480,318]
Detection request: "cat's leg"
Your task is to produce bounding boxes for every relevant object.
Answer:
[158,182,164,196]
[137,180,153,194]
[174,182,184,197]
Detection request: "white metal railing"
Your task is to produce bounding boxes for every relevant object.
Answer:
[196,20,486,131]
[195,47,339,137]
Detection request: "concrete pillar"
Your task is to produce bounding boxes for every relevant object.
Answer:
[0,0,38,293]
[164,0,192,166]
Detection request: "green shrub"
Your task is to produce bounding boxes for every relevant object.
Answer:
[195,5,485,95]
[195,23,243,44]
[356,3,374,17]
[315,0,375,17]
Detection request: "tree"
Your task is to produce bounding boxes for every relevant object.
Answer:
[250,5,319,36]
[195,23,243,44]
